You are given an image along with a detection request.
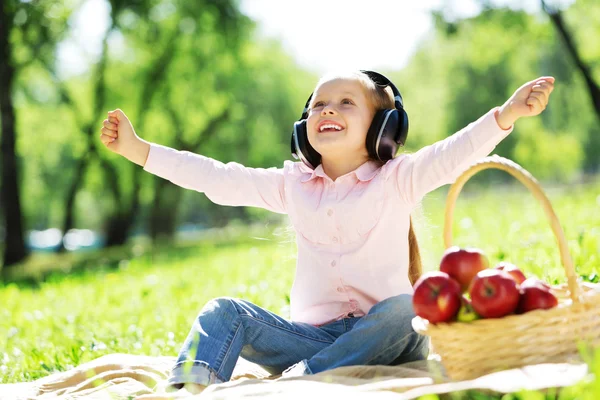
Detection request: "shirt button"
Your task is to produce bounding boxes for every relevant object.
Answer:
[332,236,338,243]
[337,287,344,293]
[327,209,334,216]
[330,260,336,267]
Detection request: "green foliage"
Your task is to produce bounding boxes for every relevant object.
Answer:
[512,118,584,181]
[7,0,600,246]
[10,0,316,234]
[393,2,600,183]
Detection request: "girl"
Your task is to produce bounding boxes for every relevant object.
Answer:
[99,71,554,396]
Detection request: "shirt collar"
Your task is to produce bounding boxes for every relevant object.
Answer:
[299,160,381,183]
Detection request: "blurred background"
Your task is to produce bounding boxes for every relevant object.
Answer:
[1,0,598,279]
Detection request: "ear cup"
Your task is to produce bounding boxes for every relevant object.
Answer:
[366,109,388,159]
[291,120,321,169]
[396,107,409,146]
[366,108,409,161]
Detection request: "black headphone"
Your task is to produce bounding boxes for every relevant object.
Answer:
[290,70,409,169]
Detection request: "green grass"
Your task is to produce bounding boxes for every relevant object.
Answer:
[0,227,298,383]
[0,178,599,399]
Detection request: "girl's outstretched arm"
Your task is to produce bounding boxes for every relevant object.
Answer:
[391,77,555,206]
[99,109,287,214]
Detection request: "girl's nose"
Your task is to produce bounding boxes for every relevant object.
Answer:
[321,105,336,115]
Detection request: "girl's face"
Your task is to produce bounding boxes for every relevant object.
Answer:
[306,77,374,163]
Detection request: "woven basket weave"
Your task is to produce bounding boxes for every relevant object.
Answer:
[412,155,600,381]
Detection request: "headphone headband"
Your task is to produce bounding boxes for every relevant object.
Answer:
[359,70,404,110]
[300,70,403,120]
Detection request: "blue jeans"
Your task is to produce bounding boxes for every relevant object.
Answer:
[167,294,429,387]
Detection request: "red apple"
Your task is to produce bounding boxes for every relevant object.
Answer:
[439,246,490,292]
[494,262,527,284]
[469,269,520,318]
[517,278,558,314]
[412,271,462,323]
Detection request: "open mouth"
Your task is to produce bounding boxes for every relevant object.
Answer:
[318,122,345,133]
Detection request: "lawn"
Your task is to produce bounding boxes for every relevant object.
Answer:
[1,176,599,399]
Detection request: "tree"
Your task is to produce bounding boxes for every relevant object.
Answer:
[25,0,251,249]
[1,0,74,273]
[542,0,600,172]
[393,2,597,181]
[0,0,27,272]
[99,0,251,247]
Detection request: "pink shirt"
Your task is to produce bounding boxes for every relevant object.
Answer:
[144,108,512,326]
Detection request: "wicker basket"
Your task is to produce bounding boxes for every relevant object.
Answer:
[412,155,600,381]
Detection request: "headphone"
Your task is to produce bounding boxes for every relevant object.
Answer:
[290,70,409,169]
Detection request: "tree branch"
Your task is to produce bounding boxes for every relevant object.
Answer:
[37,57,84,127]
[187,108,231,151]
[541,0,600,116]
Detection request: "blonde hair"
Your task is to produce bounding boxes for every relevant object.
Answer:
[355,71,423,286]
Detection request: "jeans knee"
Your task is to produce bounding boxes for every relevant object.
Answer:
[200,297,238,318]
[376,294,415,319]
[390,333,430,365]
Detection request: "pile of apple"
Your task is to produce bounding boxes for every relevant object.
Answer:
[413,246,559,324]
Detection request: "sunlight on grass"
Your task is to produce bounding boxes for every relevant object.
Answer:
[0,235,296,383]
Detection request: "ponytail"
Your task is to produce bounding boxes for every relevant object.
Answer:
[408,216,422,286]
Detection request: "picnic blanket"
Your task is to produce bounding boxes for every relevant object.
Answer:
[0,353,590,400]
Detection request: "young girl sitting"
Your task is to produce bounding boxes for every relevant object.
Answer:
[99,70,554,396]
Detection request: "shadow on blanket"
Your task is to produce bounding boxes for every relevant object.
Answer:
[0,353,589,400]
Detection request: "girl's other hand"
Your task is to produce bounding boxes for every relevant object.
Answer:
[100,109,150,166]
[496,77,555,129]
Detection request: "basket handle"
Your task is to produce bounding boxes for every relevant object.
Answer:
[443,155,579,303]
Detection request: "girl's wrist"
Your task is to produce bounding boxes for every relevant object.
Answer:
[128,138,151,167]
[495,103,518,130]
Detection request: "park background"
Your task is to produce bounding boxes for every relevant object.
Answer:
[1,0,599,395]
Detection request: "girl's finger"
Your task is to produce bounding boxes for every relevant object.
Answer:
[533,80,554,94]
[535,76,555,84]
[533,81,553,94]
[529,89,548,107]
[100,133,115,146]
[108,116,119,124]
[101,127,117,138]
[526,95,544,112]
[103,119,118,131]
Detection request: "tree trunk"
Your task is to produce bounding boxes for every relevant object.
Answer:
[0,1,29,273]
[149,177,171,242]
[542,0,600,171]
[101,161,141,247]
[58,153,90,252]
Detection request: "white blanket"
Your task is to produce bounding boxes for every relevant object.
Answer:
[0,353,589,400]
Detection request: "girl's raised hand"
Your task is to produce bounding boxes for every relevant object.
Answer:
[517,77,555,116]
[99,109,150,166]
[495,77,555,129]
